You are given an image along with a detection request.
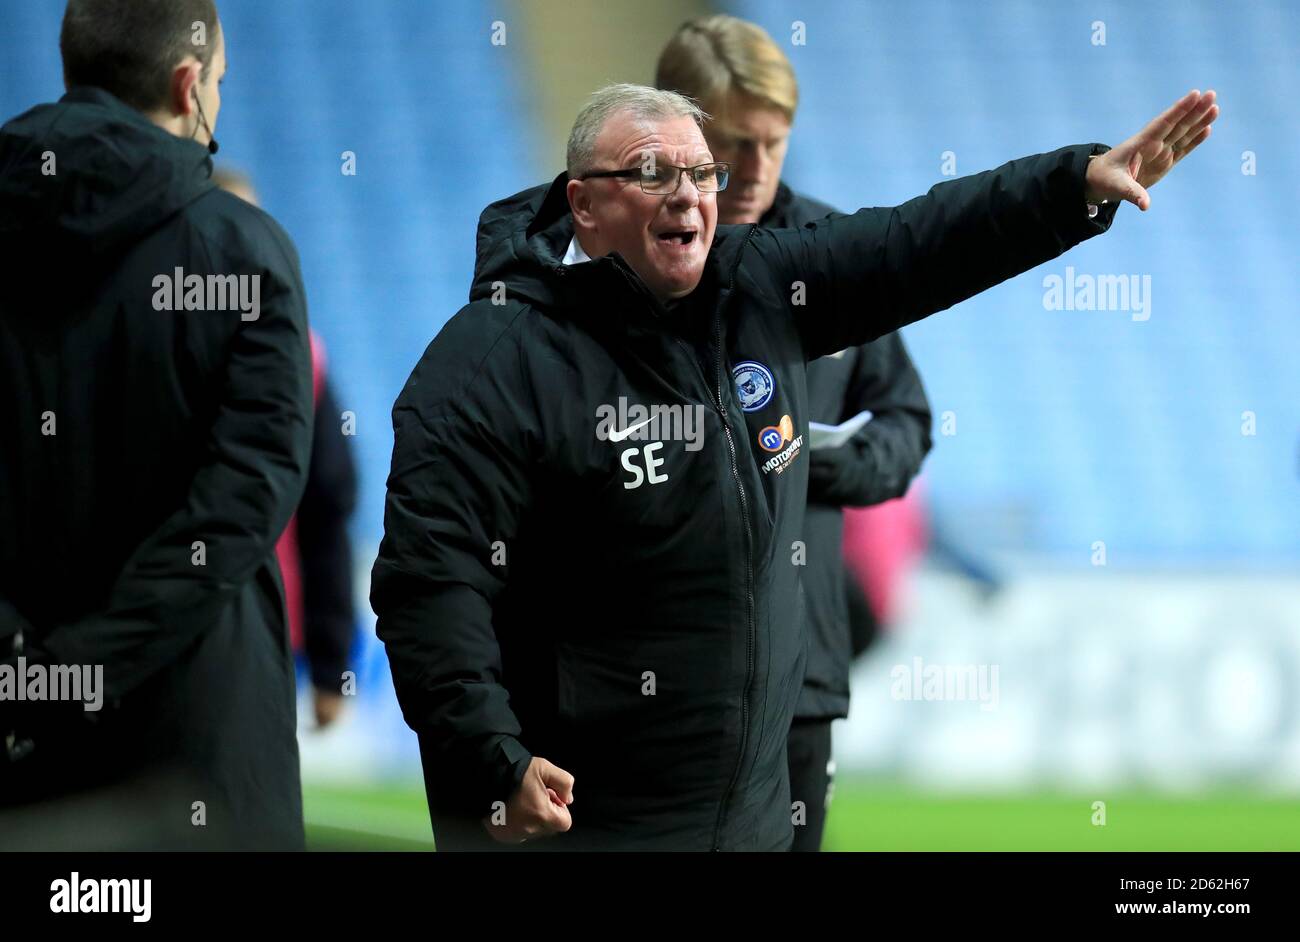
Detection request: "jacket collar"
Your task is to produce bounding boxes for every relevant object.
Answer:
[757,180,795,229]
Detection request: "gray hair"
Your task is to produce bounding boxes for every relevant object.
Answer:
[566,83,709,179]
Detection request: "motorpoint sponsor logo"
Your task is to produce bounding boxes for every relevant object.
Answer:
[758,414,795,452]
[758,414,802,474]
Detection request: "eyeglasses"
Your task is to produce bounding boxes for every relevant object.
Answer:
[581,161,730,195]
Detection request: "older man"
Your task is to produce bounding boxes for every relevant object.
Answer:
[372,83,1217,851]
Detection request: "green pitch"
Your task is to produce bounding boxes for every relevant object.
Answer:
[302,780,1300,851]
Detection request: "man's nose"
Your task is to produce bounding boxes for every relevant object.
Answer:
[745,144,774,182]
[666,171,701,209]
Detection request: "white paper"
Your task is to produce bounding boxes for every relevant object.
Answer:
[808,409,873,450]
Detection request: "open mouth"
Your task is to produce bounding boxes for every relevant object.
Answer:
[656,230,697,246]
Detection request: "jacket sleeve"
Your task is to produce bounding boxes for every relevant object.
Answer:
[370,328,535,819]
[35,226,313,703]
[807,332,933,507]
[750,144,1120,359]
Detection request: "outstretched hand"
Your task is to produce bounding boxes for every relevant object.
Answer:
[1085,89,1219,211]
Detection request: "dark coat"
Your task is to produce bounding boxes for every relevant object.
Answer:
[0,88,312,849]
[760,183,932,720]
[372,145,1118,851]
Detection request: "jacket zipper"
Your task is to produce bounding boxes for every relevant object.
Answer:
[599,233,760,851]
[707,225,757,851]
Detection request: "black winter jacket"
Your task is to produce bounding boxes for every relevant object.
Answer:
[372,145,1118,851]
[0,88,312,849]
[760,183,932,721]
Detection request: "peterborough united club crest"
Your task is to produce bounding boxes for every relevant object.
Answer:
[731,360,775,412]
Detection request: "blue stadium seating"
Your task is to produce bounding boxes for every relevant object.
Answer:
[0,0,539,555]
[729,0,1300,563]
[3,0,1296,564]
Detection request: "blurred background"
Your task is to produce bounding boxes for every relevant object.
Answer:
[2,0,1297,849]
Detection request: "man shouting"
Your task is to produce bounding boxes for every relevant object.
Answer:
[372,83,1217,851]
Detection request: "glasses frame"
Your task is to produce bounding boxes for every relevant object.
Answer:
[580,161,731,195]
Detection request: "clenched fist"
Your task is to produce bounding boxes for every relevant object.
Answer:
[482,756,575,844]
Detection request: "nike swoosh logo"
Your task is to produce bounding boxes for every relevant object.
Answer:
[607,415,656,442]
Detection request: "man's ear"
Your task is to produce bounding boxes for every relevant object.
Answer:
[168,60,203,117]
[567,178,595,231]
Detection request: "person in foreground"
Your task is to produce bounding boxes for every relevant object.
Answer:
[372,82,1217,851]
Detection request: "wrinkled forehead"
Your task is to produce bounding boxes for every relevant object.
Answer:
[595,111,714,168]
